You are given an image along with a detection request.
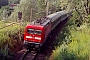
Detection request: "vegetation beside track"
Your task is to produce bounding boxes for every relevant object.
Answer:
[0,20,25,60]
[49,11,90,60]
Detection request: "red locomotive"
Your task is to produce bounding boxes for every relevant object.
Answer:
[24,10,71,50]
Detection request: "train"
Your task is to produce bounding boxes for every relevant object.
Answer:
[23,10,72,50]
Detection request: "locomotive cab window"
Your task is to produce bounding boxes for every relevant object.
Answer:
[35,30,42,35]
[27,28,34,34]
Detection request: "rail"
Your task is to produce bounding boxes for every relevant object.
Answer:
[19,49,39,60]
[0,22,20,30]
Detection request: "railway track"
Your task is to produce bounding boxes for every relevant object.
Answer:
[0,22,22,30]
[19,49,39,60]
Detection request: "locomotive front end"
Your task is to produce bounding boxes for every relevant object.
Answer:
[24,25,44,50]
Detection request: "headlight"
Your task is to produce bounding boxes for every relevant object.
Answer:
[35,37,41,40]
[26,36,32,38]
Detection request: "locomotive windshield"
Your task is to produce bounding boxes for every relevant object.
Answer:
[27,29,34,34]
[27,28,42,35]
[35,30,42,35]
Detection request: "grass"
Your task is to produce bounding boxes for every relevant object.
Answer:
[0,21,7,28]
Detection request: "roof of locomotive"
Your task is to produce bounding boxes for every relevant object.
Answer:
[30,17,51,26]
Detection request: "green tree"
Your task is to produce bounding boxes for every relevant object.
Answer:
[59,0,90,25]
[9,0,64,22]
[9,0,47,22]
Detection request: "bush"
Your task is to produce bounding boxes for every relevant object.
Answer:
[0,21,25,60]
[50,20,90,60]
